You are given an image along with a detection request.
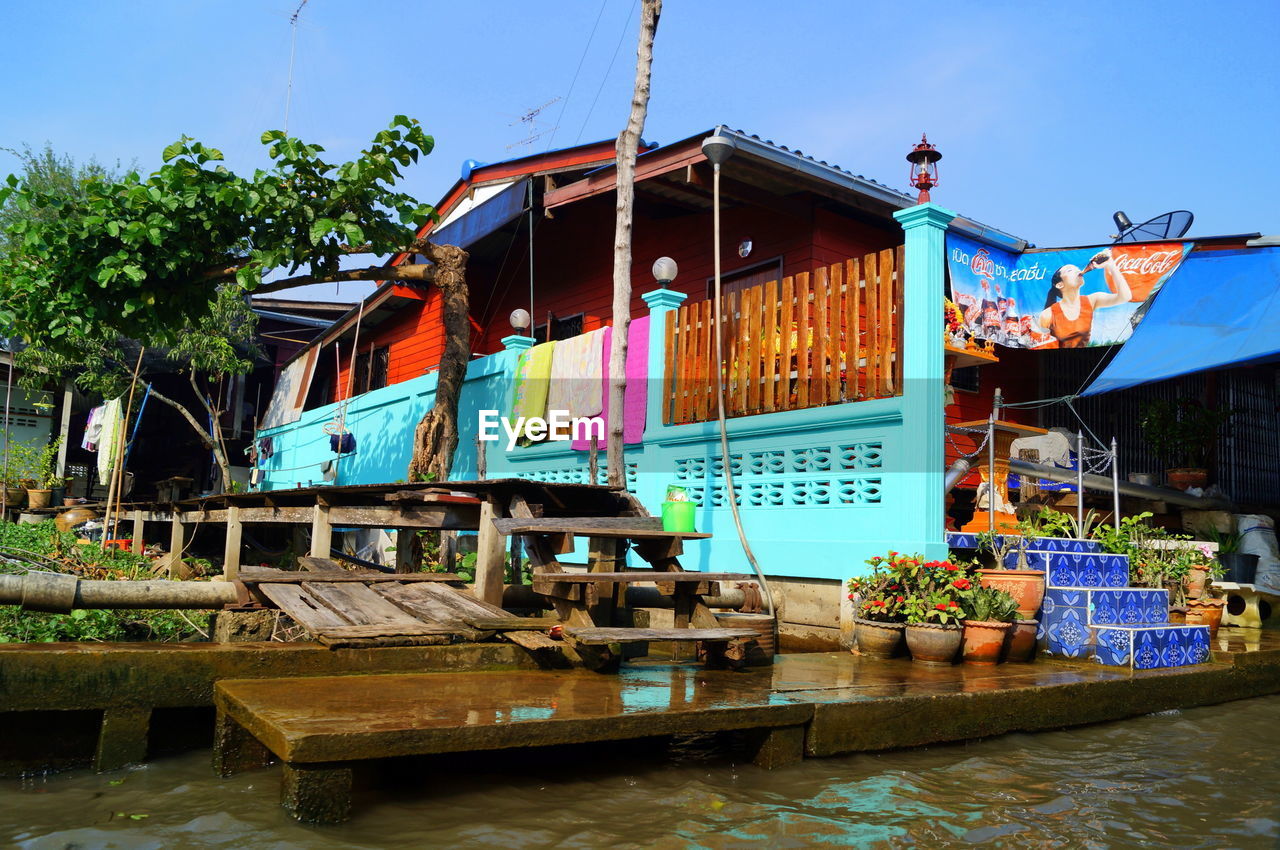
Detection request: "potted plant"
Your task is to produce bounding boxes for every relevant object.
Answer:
[901,559,967,665]
[1185,594,1226,637]
[958,582,1019,665]
[1003,616,1040,663]
[848,553,910,659]
[1,459,25,508]
[975,530,1046,621]
[23,438,62,511]
[1139,398,1233,490]
[1201,526,1259,585]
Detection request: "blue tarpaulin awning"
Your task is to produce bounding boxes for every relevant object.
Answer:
[428,178,529,251]
[1081,246,1280,396]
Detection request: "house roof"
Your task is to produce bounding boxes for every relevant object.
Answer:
[280,125,1028,366]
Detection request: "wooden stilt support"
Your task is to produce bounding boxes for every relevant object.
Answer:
[282,762,353,824]
[747,723,806,769]
[167,514,187,575]
[394,528,416,573]
[473,498,506,607]
[223,504,242,580]
[94,706,151,771]
[310,499,332,559]
[130,509,145,555]
[212,709,272,777]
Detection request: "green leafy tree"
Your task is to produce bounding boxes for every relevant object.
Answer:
[0,117,471,487]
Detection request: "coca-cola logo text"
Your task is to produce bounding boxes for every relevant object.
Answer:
[1112,249,1181,276]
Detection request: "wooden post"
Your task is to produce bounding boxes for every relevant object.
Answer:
[439,530,458,571]
[130,509,145,555]
[473,497,506,607]
[167,513,186,575]
[310,499,332,559]
[394,528,415,573]
[588,536,620,626]
[475,433,487,479]
[223,503,242,580]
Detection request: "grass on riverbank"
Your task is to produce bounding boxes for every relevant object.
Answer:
[0,520,211,643]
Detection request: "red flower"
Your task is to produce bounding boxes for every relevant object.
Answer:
[847,593,854,601]
[935,602,947,610]
[944,563,958,571]
[896,595,905,603]
[952,578,971,590]
[949,601,959,608]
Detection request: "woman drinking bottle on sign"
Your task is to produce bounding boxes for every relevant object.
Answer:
[1037,248,1131,348]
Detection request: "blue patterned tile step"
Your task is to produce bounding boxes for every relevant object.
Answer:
[1092,625,1211,669]
[1007,551,1130,588]
[1044,587,1168,627]
[945,532,1101,554]
[1040,601,1093,658]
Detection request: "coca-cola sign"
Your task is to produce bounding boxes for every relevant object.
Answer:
[947,233,1191,349]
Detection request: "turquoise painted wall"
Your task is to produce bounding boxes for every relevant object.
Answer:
[258,207,952,581]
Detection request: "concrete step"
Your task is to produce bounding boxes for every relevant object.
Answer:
[1044,587,1170,627]
[946,532,1102,554]
[1005,550,1130,588]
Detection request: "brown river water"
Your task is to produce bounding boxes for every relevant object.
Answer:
[2,695,1277,849]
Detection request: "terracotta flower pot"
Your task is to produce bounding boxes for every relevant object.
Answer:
[1185,598,1225,638]
[853,619,905,659]
[25,489,52,510]
[1002,619,1039,663]
[905,623,962,666]
[1168,607,1187,624]
[976,569,1046,620]
[1184,566,1209,600]
[962,620,1012,665]
[1166,468,1208,490]
[3,486,24,508]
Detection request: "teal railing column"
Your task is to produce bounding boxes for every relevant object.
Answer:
[893,202,956,560]
[641,288,687,436]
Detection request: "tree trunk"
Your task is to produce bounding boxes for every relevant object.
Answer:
[408,243,470,483]
[607,0,662,489]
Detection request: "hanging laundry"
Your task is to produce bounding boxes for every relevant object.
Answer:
[96,398,124,480]
[258,436,274,459]
[510,341,556,421]
[571,317,650,450]
[329,432,356,454]
[82,406,105,451]
[547,328,605,418]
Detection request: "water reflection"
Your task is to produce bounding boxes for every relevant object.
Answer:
[3,696,1277,848]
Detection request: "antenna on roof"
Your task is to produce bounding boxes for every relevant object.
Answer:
[283,0,311,135]
[507,98,562,151]
[1111,209,1194,242]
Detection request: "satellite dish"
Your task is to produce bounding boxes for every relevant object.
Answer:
[1112,210,1194,243]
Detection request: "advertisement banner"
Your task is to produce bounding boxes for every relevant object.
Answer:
[946,234,1190,349]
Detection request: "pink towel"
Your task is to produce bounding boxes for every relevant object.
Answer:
[571,317,648,449]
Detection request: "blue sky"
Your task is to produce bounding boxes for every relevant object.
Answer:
[2,1,1277,301]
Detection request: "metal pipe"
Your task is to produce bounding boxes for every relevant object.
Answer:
[1111,436,1122,525]
[1076,430,1085,531]
[986,413,996,533]
[944,458,971,493]
[1008,458,1231,509]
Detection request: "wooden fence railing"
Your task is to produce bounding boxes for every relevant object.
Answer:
[662,246,903,425]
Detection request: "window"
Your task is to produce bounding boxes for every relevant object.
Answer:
[353,345,390,395]
[951,366,980,393]
[706,257,784,300]
[534,313,584,343]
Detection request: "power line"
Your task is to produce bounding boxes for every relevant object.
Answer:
[576,0,639,145]
[544,0,609,152]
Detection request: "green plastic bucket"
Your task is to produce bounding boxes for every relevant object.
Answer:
[661,500,696,533]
